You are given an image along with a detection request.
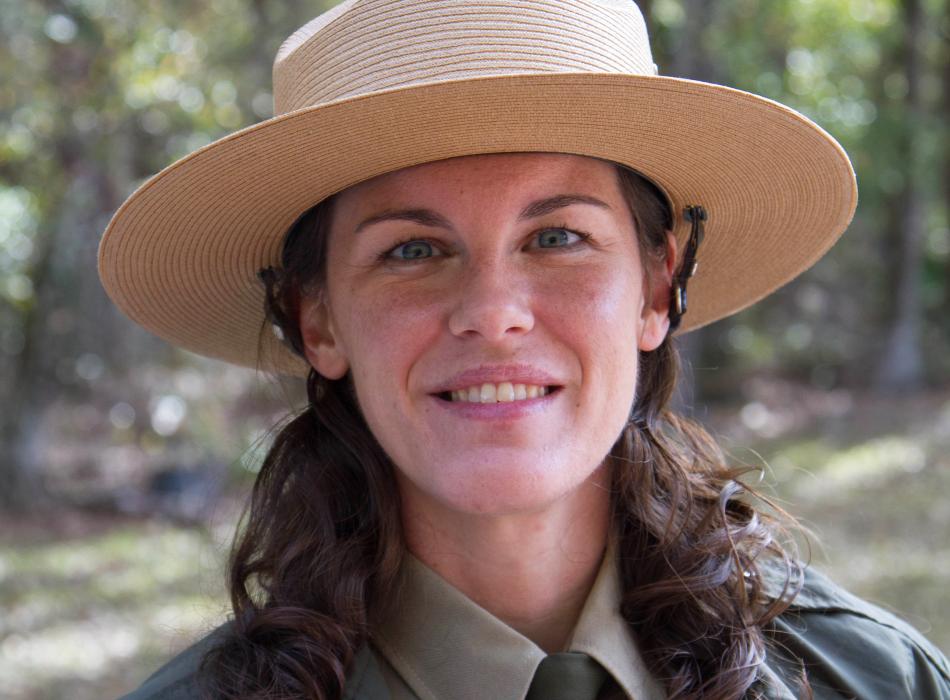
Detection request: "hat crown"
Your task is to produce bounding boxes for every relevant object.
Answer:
[273,0,656,115]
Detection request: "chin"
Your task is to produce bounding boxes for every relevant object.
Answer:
[432,461,594,518]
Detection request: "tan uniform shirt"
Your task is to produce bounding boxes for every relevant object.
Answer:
[371,549,665,700]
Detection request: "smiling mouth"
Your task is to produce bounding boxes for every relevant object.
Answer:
[436,383,561,404]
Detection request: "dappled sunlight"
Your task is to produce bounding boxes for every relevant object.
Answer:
[0,521,230,699]
[728,389,950,653]
[788,435,928,499]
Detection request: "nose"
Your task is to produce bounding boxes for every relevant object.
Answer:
[447,259,535,341]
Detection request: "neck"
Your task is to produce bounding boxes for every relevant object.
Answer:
[400,470,611,653]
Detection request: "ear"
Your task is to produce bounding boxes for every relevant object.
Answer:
[298,292,349,379]
[638,231,677,352]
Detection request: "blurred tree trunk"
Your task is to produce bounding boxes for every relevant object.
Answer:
[875,0,926,392]
[0,9,127,511]
[638,0,654,37]
[943,0,950,317]
[670,0,716,82]
[666,0,717,414]
[0,234,54,510]
[0,26,84,510]
[0,148,87,510]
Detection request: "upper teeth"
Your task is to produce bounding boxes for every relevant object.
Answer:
[450,383,550,403]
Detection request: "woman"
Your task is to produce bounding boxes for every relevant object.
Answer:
[100,1,950,698]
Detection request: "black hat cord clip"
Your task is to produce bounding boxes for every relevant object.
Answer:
[668,205,707,333]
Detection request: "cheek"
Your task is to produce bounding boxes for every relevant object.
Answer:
[535,261,644,352]
[536,263,643,431]
[336,280,443,391]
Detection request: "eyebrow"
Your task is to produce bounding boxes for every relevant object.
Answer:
[353,208,452,234]
[518,193,612,219]
[352,194,612,234]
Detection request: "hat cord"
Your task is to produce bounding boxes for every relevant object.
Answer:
[668,205,707,333]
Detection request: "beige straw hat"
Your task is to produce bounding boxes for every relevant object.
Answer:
[98,0,858,375]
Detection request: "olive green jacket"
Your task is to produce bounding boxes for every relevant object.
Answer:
[120,561,950,700]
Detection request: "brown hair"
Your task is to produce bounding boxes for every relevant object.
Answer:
[200,162,807,699]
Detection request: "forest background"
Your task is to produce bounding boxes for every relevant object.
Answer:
[0,0,948,698]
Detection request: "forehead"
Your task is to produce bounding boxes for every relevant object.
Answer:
[333,153,624,209]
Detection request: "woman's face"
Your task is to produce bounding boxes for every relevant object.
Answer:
[300,153,671,518]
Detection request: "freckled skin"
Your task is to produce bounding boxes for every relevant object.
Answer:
[300,153,670,520]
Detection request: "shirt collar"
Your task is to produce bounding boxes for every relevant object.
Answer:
[373,545,666,700]
[567,548,666,700]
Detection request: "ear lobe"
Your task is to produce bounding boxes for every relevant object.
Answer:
[638,308,670,352]
[637,231,677,352]
[298,293,349,379]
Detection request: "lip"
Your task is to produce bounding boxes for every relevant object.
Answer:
[428,363,563,394]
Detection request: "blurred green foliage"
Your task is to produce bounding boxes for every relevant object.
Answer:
[0,0,948,693]
[1,1,947,497]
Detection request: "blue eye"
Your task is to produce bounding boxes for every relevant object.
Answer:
[389,240,437,260]
[535,228,586,248]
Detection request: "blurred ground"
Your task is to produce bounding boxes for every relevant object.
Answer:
[709,380,950,653]
[0,504,238,699]
[2,383,948,699]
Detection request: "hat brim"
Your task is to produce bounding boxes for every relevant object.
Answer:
[98,73,857,376]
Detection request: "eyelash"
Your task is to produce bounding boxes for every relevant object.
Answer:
[376,225,593,264]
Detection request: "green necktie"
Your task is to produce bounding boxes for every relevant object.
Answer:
[525,652,611,700]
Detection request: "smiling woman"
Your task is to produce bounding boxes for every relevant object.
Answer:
[98,1,950,699]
